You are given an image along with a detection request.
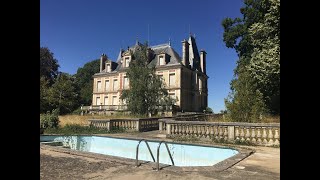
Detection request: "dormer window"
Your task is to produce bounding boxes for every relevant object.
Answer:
[159,56,165,65]
[125,57,130,67]
[106,64,111,72]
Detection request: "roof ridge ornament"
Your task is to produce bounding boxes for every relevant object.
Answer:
[136,35,139,45]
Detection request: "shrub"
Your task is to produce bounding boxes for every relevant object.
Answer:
[204,107,213,114]
[71,107,82,115]
[40,109,60,129]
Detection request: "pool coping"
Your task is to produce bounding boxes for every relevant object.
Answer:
[40,134,254,172]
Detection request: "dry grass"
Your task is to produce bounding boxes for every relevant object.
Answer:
[58,114,148,127]
[206,114,280,123]
[207,116,229,122]
[262,115,280,123]
[58,115,90,127]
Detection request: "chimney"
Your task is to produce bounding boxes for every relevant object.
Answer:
[100,54,107,72]
[182,39,189,67]
[200,50,206,74]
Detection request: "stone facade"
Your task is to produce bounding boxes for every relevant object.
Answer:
[92,35,208,112]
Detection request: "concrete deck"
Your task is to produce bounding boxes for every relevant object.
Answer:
[40,131,280,180]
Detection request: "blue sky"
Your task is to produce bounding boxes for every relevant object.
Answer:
[40,0,244,113]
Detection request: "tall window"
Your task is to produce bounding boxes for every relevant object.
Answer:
[112,96,118,105]
[113,79,118,91]
[169,73,175,87]
[105,80,110,92]
[123,76,129,89]
[106,64,111,72]
[104,96,108,105]
[125,57,130,67]
[96,97,100,105]
[97,81,101,92]
[159,56,165,65]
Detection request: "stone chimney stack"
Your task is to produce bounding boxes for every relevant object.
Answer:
[182,39,190,67]
[100,54,107,72]
[200,50,206,74]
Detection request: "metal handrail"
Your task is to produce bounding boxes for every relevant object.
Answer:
[156,141,174,171]
[135,139,156,167]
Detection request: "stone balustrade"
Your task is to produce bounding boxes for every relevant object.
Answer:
[88,118,160,132]
[159,119,280,146]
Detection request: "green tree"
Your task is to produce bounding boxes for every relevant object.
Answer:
[48,73,79,114]
[40,47,60,84]
[225,72,266,122]
[204,107,213,114]
[222,0,280,121]
[40,76,51,113]
[120,43,175,116]
[248,0,280,114]
[74,59,100,105]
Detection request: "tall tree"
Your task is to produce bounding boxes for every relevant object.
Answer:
[248,0,280,114]
[40,47,59,84]
[47,73,79,114]
[40,76,50,113]
[120,43,175,116]
[74,59,100,105]
[222,0,280,121]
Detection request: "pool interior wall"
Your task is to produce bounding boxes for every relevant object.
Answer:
[40,135,238,167]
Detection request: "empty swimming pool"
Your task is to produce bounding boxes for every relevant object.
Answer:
[40,135,238,167]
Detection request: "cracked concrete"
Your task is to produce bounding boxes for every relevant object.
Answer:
[40,131,279,180]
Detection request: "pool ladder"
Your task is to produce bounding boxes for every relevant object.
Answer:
[135,139,174,171]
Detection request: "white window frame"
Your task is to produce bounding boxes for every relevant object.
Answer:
[97,81,101,92]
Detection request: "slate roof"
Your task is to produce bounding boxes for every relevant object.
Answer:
[94,35,201,75]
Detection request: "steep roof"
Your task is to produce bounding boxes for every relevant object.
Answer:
[188,35,200,70]
[94,41,186,75]
[148,43,182,67]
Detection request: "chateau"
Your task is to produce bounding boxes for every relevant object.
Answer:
[91,35,208,113]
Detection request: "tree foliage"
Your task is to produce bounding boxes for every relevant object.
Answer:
[47,73,79,114]
[40,76,50,113]
[74,59,100,105]
[222,0,280,121]
[40,47,59,84]
[120,43,175,116]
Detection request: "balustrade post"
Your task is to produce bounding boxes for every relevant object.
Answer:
[274,129,280,145]
[251,127,256,144]
[228,126,235,141]
[214,126,219,140]
[219,126,224,140]
[257,127,262,144]
[135,120,140,132]
[240,127,245,141]
[159,121,163,132]
[166,123,171,135]
[182,125,186,136]
[235,126,240,141]
[206,125,210,139]
[245,128,251,142]
[224,126,228,141]
[268,128,274,146]
[262,127,268,145]
[185,125,189,137]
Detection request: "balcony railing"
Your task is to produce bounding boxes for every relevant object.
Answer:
[81,105,173,112]
[81,105,128,111]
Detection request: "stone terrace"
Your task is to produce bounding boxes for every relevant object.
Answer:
[40,130,280,180]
